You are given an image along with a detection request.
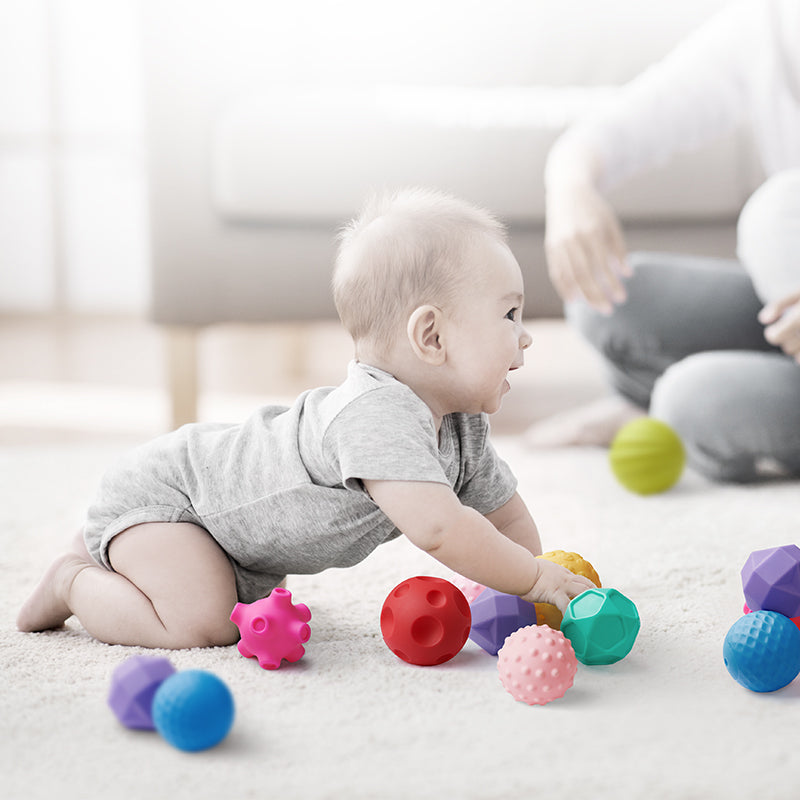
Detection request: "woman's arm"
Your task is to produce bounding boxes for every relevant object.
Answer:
[544,1,754,311]
[760,290,800,363]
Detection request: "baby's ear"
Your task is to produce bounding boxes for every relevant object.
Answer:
[407,305,446,365]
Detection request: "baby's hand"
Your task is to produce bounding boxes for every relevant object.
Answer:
[522,559,596,614]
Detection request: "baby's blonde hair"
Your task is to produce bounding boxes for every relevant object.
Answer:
[333,187,507,355]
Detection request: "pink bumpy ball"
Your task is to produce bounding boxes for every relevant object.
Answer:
[230,587,311,670]
[449,572,487,603]
[380,576,472,666]
[498,625,578,705]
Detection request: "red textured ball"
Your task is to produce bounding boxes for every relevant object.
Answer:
[380,576,472,666]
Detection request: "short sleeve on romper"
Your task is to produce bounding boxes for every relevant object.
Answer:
[321,382,451,491]
[319,377,517,517]
[446,414,518,515]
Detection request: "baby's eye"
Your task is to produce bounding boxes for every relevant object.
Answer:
[505,308,518,321]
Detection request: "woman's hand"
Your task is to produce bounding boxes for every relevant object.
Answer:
[759,290,800,363]
[544,180,631,314]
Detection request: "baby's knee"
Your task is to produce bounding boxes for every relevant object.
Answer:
[179,615,240,649]
[203,621,240,648]
[165,593,240,648]
[737,170,800,304]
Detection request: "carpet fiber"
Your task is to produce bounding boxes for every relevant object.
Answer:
[3,439,800,799]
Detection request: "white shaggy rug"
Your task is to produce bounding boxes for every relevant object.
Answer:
[3,438,800,800]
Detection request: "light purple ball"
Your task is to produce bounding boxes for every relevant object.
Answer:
[741,544,800,618]
[469,588,537,656]
[108,655,176,730]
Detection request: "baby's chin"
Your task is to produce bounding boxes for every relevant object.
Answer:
[483,383,510,415]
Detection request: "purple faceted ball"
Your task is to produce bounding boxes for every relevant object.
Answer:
[741,545,800,619]
[108,655,176,730]
[468,588,537,656]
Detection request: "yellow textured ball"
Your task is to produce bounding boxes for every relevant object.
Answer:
[538,550,602,588]
[609,417,685,495]
[535,550,601,629]
[533,602,564,630]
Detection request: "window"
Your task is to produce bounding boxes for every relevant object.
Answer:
[0,0,148,314]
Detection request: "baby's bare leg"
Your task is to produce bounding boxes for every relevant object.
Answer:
[70,528,91,559]
[19,522,239,649]
[17,527,94,632]
[16,550,94,633]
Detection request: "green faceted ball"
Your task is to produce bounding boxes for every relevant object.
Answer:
[561,588,640,665]
[609,418,685,495]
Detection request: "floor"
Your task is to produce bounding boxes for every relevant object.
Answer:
[0,314,607,445]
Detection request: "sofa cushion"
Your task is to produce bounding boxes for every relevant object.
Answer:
[212,85,752,224]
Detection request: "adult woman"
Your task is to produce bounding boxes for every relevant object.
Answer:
[532,0,800,482]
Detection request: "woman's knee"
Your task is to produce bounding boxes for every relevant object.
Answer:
[737,169,800,304]
[651,353,758,482]
[651,354,716,433]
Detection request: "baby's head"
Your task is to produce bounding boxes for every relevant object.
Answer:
[333,187,508,359]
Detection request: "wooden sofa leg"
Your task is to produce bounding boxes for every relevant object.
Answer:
[166,325,199,429]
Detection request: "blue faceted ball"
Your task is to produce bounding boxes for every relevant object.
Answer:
[723,610,800,693]
[152,670,235,751]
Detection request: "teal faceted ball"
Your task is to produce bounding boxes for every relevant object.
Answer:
[561,588,640,665]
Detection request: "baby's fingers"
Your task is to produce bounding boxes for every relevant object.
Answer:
[557,581,590,611]
[566,576,595,600]
[552,591,572,616]
[552,578,594,614]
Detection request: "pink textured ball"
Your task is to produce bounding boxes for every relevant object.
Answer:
[449,573,487,603]
[230,588,311,670]
[497,625,578,705]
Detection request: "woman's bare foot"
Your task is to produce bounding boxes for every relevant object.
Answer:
[17,554,93,632]
[526,395,645,448]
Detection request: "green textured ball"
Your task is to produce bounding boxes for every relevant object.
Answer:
[561,588,640,665]
[609,418,685,495]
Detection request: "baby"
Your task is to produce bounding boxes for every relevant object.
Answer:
[17,188,594,649]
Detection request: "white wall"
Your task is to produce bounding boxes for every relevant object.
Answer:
[0,0,148,314]
[0,0,738,317]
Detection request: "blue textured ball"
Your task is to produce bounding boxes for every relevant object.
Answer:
[723,610,800,693]
[152,670,235,751]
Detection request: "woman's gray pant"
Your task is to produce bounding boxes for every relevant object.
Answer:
[568,171,800,482]
[568,254,800,482]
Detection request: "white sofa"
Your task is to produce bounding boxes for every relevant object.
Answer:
[142,0,760,426]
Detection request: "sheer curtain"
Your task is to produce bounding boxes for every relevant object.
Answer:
[0,0,148,315]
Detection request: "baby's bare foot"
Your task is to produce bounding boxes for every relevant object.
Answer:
[17,554,91,632]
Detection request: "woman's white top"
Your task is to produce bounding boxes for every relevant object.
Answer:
[556,0,800,189]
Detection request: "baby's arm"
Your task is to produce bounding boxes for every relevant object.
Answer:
[364,480,593,613]
[484,491,543,558]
